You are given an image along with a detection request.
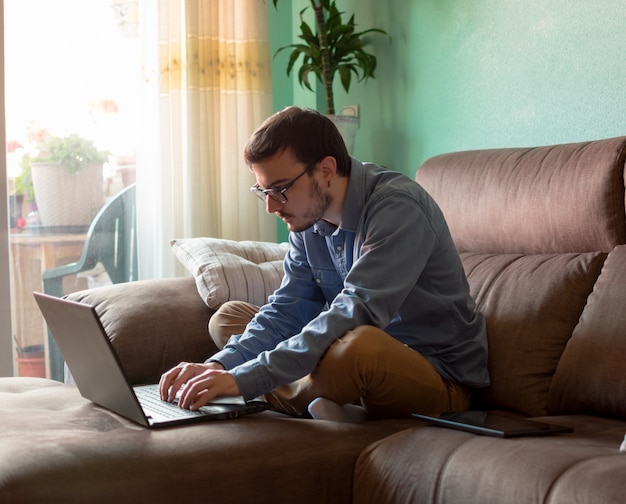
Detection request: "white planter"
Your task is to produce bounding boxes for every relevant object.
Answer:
[31,162,104,227]
[327,114,359,155]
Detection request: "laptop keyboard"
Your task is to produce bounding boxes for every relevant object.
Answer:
[135,386,205,419]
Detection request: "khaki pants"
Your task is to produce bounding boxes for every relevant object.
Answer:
[208,301,471,419]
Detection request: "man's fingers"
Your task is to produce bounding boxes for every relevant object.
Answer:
[158,365,181,400]
[181,383,214,411]
[178,370,241,410]
[159,362,200,402]
[178,372,218,410]
[160,364,241,410]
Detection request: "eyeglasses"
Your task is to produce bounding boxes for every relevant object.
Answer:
[250,169,309,204]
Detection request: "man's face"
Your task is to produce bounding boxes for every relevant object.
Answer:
[250,148,332,232]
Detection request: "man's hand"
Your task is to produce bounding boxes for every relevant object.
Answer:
[158,361,241,411]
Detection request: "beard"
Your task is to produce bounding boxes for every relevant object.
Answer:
[280,178,332,233]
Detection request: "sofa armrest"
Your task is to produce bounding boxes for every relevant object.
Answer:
[66,277,218,385]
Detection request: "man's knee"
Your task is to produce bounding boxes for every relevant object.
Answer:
[323,325,390,366]
[342,325,390,350]
[208,301,259,349]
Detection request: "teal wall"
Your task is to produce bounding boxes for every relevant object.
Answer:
[269,0,626,240]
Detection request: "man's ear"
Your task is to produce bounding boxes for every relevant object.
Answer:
[319,156,338,184]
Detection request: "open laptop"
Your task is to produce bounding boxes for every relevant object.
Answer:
[412,410,573,438]
[33,291,272,428]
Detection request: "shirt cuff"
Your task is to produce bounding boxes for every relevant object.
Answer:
[230,360,274,401]
[207,346,246,370]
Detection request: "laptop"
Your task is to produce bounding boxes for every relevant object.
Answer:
[33,292,272,428]
[412,410,573,438]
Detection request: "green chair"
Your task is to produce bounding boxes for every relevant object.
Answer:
[42,183,138,381]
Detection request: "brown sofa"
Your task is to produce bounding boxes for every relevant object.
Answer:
[354,136,626,504]
[2,136,626,503]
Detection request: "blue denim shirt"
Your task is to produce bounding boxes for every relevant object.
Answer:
[211,159,489,400]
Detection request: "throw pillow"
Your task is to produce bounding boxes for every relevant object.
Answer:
[170,238,289,309]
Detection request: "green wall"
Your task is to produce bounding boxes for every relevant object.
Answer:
[269,0,626,240]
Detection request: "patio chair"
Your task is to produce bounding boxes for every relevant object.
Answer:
[42,183,137,380]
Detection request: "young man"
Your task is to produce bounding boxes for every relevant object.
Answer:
[160,106,489,422]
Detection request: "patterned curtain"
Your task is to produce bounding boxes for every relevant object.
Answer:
[138,0,276,279]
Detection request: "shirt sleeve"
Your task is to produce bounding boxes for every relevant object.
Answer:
[208,232,327,374]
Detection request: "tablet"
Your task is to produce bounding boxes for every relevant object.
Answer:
[412,410,573,438]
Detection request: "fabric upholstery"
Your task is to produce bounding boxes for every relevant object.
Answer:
[461,252,606,416]
[416,136,626,254]
[548,245,626,419]
[353,415,626,504]
[170,238,288,309]
[0,378,415,504]
[66,277,216,385]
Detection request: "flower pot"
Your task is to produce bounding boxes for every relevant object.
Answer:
[31,162,104,228]
[9,194,24,229]
[327,114,358,155]
[16,345,46,378]
[116,164,136,187]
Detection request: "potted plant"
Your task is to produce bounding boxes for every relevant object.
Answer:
[21,134,110,229]
[8,173,28,230]
[272,0,390,152]
[14,337,46,378]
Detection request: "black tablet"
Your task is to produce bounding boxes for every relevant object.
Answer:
[412,410,573,438]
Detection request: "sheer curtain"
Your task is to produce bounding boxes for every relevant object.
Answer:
[138,0,276,279]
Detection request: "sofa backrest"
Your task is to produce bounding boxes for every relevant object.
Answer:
[416,136,626,254]
[416,136,626,417]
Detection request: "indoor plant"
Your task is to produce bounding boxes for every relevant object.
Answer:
[273,0,389,115]
[272,0,389,152]
[21,134,110,228]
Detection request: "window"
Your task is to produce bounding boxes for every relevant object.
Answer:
[1,0,277,378]
[3,0,141,377]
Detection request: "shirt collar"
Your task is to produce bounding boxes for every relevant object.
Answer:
[313,219,338,236]
[338,157,364,233]
[312,157,365,236]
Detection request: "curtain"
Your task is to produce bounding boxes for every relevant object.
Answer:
[138,0,276,279]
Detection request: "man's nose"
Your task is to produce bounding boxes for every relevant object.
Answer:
[266,197,284,214]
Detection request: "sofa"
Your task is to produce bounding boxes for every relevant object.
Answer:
[2,135,626,503]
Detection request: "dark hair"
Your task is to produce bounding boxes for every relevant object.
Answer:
[244,106,351,176]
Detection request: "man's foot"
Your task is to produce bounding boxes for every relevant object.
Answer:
[307,397,368,423]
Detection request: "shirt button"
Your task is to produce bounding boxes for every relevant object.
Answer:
[316,278,321,284]
[336,245,343,251]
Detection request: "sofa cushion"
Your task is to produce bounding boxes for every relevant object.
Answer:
[462,252,606,416]
[170,238,288,309]
[353,415,626,504]
[0,377,415,504]
[416,136,626,254]
[67,277,215,385]
[548,245,626,419]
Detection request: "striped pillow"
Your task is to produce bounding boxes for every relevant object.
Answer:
[170,238,288,309]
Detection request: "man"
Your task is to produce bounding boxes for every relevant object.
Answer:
[160,106,489,422]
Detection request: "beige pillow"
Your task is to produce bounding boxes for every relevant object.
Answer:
[170,238,289,309]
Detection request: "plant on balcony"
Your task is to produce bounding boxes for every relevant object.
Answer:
[23,133,109,174]
[19,134,110,227]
